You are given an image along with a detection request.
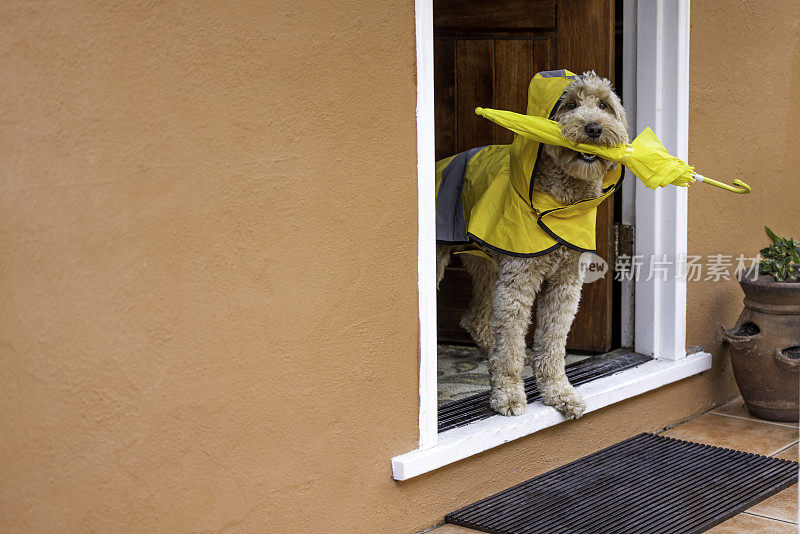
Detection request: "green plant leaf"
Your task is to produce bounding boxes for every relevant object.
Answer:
[758,228,800,282]
[765,226,781,244]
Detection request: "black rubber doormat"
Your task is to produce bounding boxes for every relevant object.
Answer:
[438,352,651,432]
[445,433,798,534]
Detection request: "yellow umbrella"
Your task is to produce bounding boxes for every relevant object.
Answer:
[475,107,751,194]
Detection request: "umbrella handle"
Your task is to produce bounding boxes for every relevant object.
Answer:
[692,174,751,194]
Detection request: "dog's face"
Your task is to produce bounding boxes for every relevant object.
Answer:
[544,72,628,182]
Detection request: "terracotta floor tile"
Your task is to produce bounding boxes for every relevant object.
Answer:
[712,397,799,428]
[706,513,796,533]
[427,525,479,533]
[747,484,798,523]
[661,413,798,455]
[775,444,800,462]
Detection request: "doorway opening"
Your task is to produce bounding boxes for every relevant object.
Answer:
[433,0,633,418]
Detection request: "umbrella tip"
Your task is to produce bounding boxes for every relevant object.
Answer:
[732,179,752,194]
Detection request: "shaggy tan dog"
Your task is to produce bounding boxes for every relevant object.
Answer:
[437,72,628,419]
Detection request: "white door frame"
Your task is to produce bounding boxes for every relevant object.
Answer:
[629,0,691,361]
[410,0,692,455]
[413,0,439,451]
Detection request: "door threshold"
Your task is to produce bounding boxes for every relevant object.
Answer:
[438,350,652,433]
[392,351,712,480]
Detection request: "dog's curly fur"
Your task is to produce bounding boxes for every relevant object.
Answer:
[437,72,628,419]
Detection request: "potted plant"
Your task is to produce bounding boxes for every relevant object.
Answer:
[724,227,800,422]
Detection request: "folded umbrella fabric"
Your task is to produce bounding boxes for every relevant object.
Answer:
[474,107,749,193]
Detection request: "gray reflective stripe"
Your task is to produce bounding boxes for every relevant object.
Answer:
[538,69,582,80]
[539,69,567,78]
[436,147,485,243]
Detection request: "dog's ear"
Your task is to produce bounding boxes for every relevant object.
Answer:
[608,93,628,127]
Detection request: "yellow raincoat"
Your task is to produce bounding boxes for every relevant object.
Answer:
[435,70,622,257]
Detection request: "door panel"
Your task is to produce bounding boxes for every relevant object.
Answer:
[493,39,534,145]
[455,40,495,152]
[435,0,617,352]
[433,40,456,158]
[433,0,556,30]
[556,0,616,351]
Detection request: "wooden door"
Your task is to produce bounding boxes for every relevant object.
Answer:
[435,0,617,352]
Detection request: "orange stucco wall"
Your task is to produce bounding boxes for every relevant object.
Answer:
[687,0,800,362]
[0,1,421,531]
[1,1,798,533]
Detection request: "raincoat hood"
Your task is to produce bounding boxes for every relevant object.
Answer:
[435,69,622,257]
[508,69,583,203]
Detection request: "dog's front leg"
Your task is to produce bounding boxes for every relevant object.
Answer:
[488,257,542,416]
[532,277,586,419]
[460,254,497,355]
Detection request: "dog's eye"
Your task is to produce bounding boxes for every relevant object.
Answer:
[598,102,608,110]
[566,102,577,110]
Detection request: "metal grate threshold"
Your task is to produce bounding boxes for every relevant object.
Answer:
[438,351,651,432]
[445,433,799,534]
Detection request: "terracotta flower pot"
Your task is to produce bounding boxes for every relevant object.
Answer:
[724,268,800,422]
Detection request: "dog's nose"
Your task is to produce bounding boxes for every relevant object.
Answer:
[584,123,603,139]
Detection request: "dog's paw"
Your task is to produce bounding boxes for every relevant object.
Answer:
[542,384,586,420]
[490,384,527,416]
